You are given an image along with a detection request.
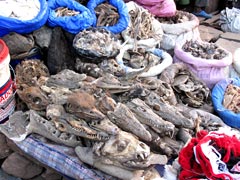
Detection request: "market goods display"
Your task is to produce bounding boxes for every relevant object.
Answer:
[1,58,228,179]
[0,0,238,179]
[95,3,119,27]
[47,0,94,34]
[157,10,200,51]
[174,40,232,89]
[116,44,173,77]
[121,1,163,49]
[223,84,240,113]
[87,0,129,34]
[0,0,49,36]
[73,27,121,62]
[182,40,227,60]
[212,77,240,128]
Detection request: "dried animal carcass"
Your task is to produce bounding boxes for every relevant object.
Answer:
[182,40,227,60]
[160,63,211,108]
[174,40,232,89]
[122,1,163,49]
[73,27,121,62]
[65,91,105,121]
[107,103,152,142]
[75,130,167,179]
[55,7,80,17]
[223,84,240,113]
[126,98,175,137]
[95,3,119,27]
[16,59,50,87]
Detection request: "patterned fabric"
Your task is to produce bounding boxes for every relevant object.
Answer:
[15,135,115,180]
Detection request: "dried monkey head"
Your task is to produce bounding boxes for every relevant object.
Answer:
[17,86,49,110]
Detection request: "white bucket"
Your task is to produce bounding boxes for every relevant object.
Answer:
[0,39,16,123]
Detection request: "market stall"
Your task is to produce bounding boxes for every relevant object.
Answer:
[0,0,239,180]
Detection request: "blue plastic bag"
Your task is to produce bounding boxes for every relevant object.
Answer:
[47,0,94,34]
[212,77,240,128]
[0,0,49,37]
[87,0,129,34]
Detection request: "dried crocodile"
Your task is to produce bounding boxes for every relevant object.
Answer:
[107,103,152,142]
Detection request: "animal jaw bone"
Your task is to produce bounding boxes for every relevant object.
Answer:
[88,118,120,135]
[144,91,195,129]
[107,103,152,142]
[53,115,109,141]
[27,110,83,147]
[127,98,175,137]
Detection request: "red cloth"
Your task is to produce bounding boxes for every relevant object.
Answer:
[179,130,240,180]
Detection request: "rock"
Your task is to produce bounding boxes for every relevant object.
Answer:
[26,175,45,180]
[198,25,223,42]
[0,133,13,159]
[1,152,43,179]
[0,168,21,180]
[41,168,63,180]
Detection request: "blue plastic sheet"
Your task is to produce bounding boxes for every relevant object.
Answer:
[212,77,240,128]
[47,0,94,34]
[0,0,49,37]
[87,0,129,34]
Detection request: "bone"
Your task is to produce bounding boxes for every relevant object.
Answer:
[127,98,175,136]
[75,146,145,180]
[27,110,83,147]
[107,103,152,142]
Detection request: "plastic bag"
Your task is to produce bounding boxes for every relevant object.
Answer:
[116,44,172,77]
[47,0,94,34]
[0,0,49,37]
[174,41,232,89]
[233,48,240,74]
[160,11,200,51]
[73,27,121,62]
[219,7,240,33]
[87,0,129,34]
[134,0,176,17]
[212,77,240,128]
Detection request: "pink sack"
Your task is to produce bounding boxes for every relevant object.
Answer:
[125,0,176,17]
[174,43,233,89]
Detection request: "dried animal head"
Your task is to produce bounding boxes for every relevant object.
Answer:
[93,130,167,169]
[99,59,125,76]
[127,98,175,137]
[107,103,152,142]
[46,104,65,120]
[65,91,105,121]
[75,58,103,78]
[16,59,50,87]
[96,95,117,114]
[17,86,49,111]
[53,115,109,141]
[95,74,131,94]
[88,118,120,135]
[27,110,82,147]
[45,69,87,89]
